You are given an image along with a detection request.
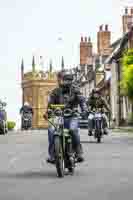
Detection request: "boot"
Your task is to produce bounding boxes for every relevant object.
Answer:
[88,130,93,136]
[46,157,55,164]
[104,128,109,135]
[75,144,84,163]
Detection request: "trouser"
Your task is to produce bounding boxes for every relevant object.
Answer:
[88,113,108,132]
[48,117,80,159]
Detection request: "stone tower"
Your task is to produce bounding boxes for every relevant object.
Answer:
[122,7,133,34]
[97,25,111,56]
[21,57,57,129]
[80,36,93,68]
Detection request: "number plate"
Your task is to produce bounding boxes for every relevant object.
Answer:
[95,113,101,118]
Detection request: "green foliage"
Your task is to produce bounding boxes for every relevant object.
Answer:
[7,121,16,130]
[127,112,133,125]
[121,49,133,101]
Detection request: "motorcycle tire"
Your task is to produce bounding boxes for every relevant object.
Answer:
[68,157,75,175]
[54,136,64,178]
[97,131,102,143]
[66,142,75,175]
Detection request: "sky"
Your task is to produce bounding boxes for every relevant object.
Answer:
[0,0,132,129]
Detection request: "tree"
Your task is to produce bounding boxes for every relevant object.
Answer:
[121,49,133,123]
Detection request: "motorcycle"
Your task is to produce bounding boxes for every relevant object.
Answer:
[21,112,32,130]
[46,104,79,178]
[88,109,104,143]
[0,102,7,135]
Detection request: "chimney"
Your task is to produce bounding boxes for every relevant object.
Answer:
[99,25,103,31]
[80,36,93,66]
[81,36,83,42]
[122,7,133,33]
[97,24,111,55]
[85,37,87,42]
[88,37,91,42]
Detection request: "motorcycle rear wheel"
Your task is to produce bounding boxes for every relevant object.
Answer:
[96,131,102,143]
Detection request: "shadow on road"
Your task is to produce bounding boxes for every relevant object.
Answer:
[0,170,58,179]
[81,140,102,144]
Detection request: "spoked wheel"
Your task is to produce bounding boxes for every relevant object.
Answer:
[68,156,75,175]
[54,136,64,178]
[66,142,75,175]
[96,131,102,143]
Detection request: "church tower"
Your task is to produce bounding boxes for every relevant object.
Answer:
[21,57,57,129]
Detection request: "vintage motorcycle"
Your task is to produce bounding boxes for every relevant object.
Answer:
[88,109,104,143]
[46,104,80,178]
[21,112,32,130]
[0,102,7,135]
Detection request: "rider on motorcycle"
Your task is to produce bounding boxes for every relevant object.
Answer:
[0,100,8,133]
[45,71,88,164]
[87,88,111,136]
[20,102,33,129]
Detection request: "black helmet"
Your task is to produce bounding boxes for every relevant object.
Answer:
[57,70,73,87]
[62,71,73,86]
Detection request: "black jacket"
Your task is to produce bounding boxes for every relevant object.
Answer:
[48,85,87,112]
[20,105,33,115]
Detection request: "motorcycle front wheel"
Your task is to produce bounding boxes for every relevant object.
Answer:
[96,130,102,143]
[54,136,64,178]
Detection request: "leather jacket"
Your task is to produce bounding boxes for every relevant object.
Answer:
[20,105,33,115]
[48,85,87,112]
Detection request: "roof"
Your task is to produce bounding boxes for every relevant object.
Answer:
[110,38,122,48]
[105,26,133,64]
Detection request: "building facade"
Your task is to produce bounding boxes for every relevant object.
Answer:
[106,9,133,126]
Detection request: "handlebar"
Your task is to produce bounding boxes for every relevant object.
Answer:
[49,104,65,109]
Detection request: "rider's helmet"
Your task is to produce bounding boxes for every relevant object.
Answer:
[63,71,73,87]
[24,101,30,107]
[57,70,73,90]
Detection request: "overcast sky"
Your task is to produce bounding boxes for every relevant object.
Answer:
[0,0,132,128]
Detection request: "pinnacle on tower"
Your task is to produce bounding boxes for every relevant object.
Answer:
[49,59,53,72]
[61,56,65,71]
[32,56,35,72]
[21,58,24,80]
[21,58,24,70]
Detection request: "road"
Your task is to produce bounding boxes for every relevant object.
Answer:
[0,129,133,200]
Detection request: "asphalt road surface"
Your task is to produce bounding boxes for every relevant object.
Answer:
[0,129,133,200]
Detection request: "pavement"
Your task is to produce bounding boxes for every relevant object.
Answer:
[0,129,133,200]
